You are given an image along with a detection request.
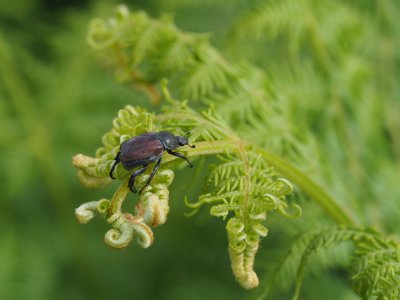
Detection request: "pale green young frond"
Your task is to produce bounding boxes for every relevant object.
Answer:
[73,93,299,289]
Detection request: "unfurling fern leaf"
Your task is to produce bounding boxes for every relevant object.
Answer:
[159,95,301,289]
[73,87,301,289]
[186,153,296,289]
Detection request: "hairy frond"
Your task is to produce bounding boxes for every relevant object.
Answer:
[350,233,400,299]
[87,5,234,101]
[231,0,304,41]
[86,4,294,158]
[179,55,230,100]
[192,154,296,289]
[231,0,363,59]
[85,5,331,190]
[73,90,300,289]
[271,226,400,299]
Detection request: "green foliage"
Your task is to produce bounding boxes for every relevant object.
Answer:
[231,0,364,59]
[1,0,399,299]
[87,6,235,101]
[274,226,400,299]
[73,90,301,288]
[0,228,55,300]
[76,2,400,297]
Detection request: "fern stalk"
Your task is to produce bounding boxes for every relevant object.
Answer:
[254,146,356,226]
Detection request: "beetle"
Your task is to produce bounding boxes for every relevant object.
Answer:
[109,131,195,194]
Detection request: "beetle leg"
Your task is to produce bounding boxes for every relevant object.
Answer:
[109,152,121,179]
[166,150,193,168]
[139,157,162,194]
[128,165,148,193]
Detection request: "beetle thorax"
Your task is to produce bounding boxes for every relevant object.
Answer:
[158,131,179,149]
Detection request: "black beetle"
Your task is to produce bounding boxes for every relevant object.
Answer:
[109,131,195,193]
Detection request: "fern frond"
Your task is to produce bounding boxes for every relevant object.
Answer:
[77,4,392,293]
[179,57,229,99]
[271,226,400,299]
[198,154,294,289]
[231,0,364,67]
[210,63,273,126]
[73,91,300,289]
[87,5,235,101]
[231,0,303,41]
[151,36,195,73]
[157,101,300,289]
[86,5,318,169]
[350,234,400,299]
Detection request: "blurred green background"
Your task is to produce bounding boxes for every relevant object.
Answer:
[1,0,399,299]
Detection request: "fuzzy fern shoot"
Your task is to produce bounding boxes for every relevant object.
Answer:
[73,88,300,289]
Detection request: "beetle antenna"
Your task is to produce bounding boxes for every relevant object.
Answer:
[185,131,191,137]
[188,143,195,148]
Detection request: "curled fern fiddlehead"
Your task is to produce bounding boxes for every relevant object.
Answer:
[186,152,297,289]
[73,88,300,289]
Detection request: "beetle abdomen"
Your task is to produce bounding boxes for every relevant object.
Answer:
[120,133,164,162]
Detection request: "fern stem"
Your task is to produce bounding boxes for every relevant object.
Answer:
[158,108,356,225]
[162,140,236,164]
[109,180,131,215]
[234,140,252,232]
[254,146,357,226]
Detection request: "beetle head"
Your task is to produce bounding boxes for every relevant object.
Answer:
[177,136,195,148]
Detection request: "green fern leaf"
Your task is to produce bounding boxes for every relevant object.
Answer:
[272,226,400,299]
[73,92,300,289]
[231,0,305,43]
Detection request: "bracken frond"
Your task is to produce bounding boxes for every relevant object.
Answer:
[231,0,363,58]
[271,226,400,300]
[73,87,300,289]
[231,0,304,41]
[350,233,400,299]
[87,5,235,102]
